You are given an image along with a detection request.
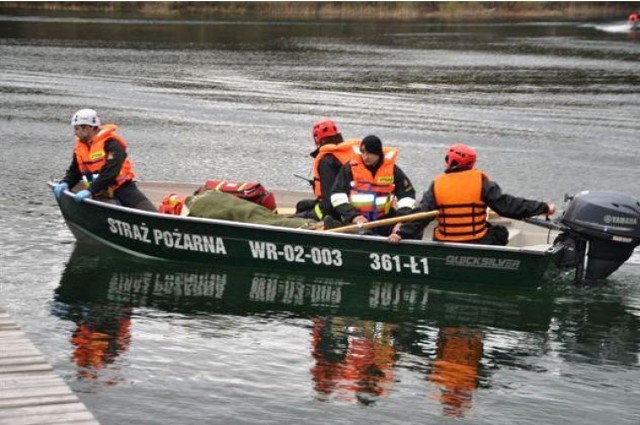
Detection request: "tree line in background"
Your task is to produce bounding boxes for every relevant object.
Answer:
[0,1,636,21]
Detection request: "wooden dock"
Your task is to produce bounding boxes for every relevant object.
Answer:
[0,308,99,425]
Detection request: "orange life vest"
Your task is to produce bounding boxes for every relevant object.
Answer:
[348,148,398,220]
[74,124,135,193]
[312,139,361,198]
[433,169,488,242]
[158,193,186,215]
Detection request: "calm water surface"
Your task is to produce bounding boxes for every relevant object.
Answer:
[1,14,640,425]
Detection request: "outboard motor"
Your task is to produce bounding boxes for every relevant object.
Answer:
[558,191,640,281]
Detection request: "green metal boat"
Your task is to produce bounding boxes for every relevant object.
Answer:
[50,181,640,286]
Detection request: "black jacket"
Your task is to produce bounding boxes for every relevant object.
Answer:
[315,153,345,216]
[397,168,549,239]
[62,138,127,195]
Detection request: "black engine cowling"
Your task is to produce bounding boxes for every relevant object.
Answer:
[558,191,640,281]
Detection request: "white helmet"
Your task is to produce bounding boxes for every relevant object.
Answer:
[71,109,101,127]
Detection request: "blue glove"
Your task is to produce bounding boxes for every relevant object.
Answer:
[74,189,92,203]
[53,182,69,200]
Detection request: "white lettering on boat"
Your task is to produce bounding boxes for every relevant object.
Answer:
[369,253,429,275]
[152,229,227,255]
[248,241,343,267]
[107,218,152,243]
[445,255,520,270]
[107,218,227,255]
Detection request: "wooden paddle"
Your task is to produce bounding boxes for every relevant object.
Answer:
[326,210,438,234]
[276,207,297,215]
[324,208,504,234]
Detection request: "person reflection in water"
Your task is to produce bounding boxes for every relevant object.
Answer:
[69,304,133,384]
[428,327,484,417]
[310,316,397,405]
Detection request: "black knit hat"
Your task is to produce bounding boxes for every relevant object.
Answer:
[360,135,383,156]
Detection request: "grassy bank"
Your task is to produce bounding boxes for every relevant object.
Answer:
[0,1,635,21]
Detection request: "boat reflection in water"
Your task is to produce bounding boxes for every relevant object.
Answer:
[53,247,639,416]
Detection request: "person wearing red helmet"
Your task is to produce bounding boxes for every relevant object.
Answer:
[388,143,555,245]
[295,119,361,221]
[629,12,640,30]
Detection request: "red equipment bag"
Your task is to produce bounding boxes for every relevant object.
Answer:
[200,180,277,211]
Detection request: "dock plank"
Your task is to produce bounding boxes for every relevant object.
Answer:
[0,393,79,408]
[0,410,96,425]
[0,385,74,400]
[0,308,99,425]
[0,355,49,366]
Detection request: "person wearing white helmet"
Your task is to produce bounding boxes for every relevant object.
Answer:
[53,109,155,211]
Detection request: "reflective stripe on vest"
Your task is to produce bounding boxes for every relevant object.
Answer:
[433,169,488,242]
[348,148,398,220]
[74,124,135,192]
[312,139,361,199]
[313,202,324,220]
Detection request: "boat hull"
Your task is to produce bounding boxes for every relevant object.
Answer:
[53,182,563,286]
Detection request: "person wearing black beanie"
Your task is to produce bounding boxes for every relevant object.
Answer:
[360,135,383,157]
[329,135,419,237]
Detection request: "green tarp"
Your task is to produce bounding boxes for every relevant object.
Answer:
[186,190,318,229]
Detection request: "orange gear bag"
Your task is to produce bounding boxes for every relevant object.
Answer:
[158,193,185,215]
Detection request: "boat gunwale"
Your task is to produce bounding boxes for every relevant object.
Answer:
[50,181,559,258]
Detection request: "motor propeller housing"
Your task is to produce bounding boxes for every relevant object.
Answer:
[558,191,640,281]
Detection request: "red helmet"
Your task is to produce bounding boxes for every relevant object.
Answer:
[312,120,340,146]
[445,143,476,169]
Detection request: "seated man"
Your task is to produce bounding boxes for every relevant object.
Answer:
[296,119,361,221]
[330,135,417,237]
[388,143,555,245]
